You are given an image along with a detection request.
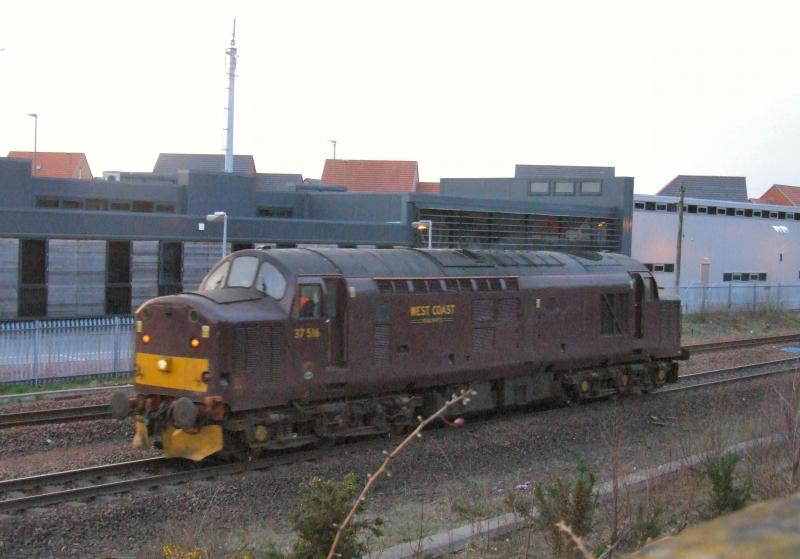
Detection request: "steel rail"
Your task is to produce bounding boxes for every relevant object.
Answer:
[0,404,111,429]
[684,333,800,354]
[0,451,315,514]
[661,357,800,394]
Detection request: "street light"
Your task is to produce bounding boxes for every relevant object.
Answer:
[206,211,228,260]
[411,220,433,249]
[26,113,38,176]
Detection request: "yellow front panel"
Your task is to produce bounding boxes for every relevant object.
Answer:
[136,352,210,393]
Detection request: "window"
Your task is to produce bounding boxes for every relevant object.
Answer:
[554,181,575,195]
[688,205,697,213]
[110,202,131,211]
[664,263,675,272]
[717,208,726,215]
[667,204,677,212]
[529,181,549,195]
[653,264,665,272]
[158,241,183,296]
[36,198,59,208]
[85,199,108,211]
[62,200,82,209]
[232,243,253,252]
[735,209,744,216]
[132,201,154,213]
[227,256,259,287]
[634,202,645,209]
[106,241,132,315]
[770,212,778,218]
[656,204,667,211]
[298,284,322,319]
[779,212,787,220]
[762,212,771,219]
[646,202,656,211]
[325,279,338,317]
[256,261,287,299]
[723,272,767,282]
[201,262,230,291]
[257,207,294,218]
[745,209,753,217]
[155,203,175,213]
[726,208,735,216]
[580,181,602,195]
[19,239,47,317]
[753,211,762,217]
[698,207,708,214]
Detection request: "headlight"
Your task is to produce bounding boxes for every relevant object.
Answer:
[142,334,151,344]
[157,358,170,372]
[190,337,201,348]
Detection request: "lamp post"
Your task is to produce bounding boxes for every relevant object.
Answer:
[206,211,228,259]
[26,113,38,176]
[411,220,433,249]
[329,140,337,160]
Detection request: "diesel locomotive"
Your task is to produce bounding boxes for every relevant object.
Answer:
[111,248,685,461]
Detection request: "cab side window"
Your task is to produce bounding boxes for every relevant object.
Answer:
[298,285,322,319]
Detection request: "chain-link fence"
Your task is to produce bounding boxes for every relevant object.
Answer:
[677,283,800,314]
[0,316,134,385]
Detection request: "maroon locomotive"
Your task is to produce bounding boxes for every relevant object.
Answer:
[111,248,684,460]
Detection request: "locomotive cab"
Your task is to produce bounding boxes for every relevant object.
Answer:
[113,252,294,460]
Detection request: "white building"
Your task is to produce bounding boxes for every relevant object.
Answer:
[632,192,800,313]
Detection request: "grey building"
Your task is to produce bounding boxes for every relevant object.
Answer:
[0,158,632,319]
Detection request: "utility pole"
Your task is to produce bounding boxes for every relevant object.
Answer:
[224,20,238,173]
[27,113,38,176]
[675,182,686,290]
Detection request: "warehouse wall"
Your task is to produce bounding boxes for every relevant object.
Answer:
[47,240,105,317]
[183,241,226,292]
[131,241,159,310]
[0,238,18,319]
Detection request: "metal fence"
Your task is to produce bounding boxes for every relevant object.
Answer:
[0,316,134,384]
[678,283,800,314]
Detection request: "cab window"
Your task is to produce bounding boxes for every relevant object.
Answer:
[298,285,322,319]
[201,262,230,291]
[227,256,259,288]
[256,261,287,299]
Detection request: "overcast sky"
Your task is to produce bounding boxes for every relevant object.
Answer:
[1,0,798,196]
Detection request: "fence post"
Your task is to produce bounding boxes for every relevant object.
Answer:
[112,315,120,375]
[33,320,41,385]
[752,283,757,313]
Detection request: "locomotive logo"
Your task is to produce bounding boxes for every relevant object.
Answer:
[409,304,456,323]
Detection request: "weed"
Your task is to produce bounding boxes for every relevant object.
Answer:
[705,452,750,517]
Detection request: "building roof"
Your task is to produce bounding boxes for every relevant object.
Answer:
[657,175,749,202]
[321,159,419,193]
[253,173,304,191]
[515,164,615,179]
[757,184,800,207]
[153,153,256,176]
[7,151,93,179]
[416,181,440,194]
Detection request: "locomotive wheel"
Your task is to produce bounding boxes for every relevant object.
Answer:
[560,385,579,407]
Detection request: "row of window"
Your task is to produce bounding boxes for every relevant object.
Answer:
[376,277,519,295]
[644,263,675,273]
[36,197,176,213]
[723,272,768,282]
[635,200,800,221]
[529,180,602,196]
[17,240,185,317]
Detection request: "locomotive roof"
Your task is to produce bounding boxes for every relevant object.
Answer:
[253,248,645,278]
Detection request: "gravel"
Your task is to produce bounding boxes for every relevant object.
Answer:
[0,347,797,558]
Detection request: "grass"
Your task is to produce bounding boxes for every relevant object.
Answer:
[0,375,132,397]
[682,309,800,343]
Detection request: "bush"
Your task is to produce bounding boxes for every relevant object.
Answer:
[632,504,663,547]
[705,452,750,517]
[507,462,596,558]
[264,472,383,559]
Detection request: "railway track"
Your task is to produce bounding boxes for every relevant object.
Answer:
[0,451,316,515]
[684,332,800,354]
[0,404,110,429]
[659,356,800,394]
[0,356,798,516]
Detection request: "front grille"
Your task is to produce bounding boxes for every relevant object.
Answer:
[233,324,284,383]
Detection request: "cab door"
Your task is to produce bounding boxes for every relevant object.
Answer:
[291,279,329,382]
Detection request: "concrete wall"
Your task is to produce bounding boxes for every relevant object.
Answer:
[0,238,19,319]
[47,240,106,317]
[183,241,226,292]
[131,241,159,310]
